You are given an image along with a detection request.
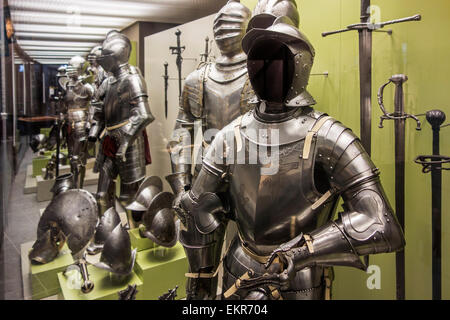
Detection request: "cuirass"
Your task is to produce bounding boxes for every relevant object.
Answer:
[203,73,249,132]
[104,76,132,128]
[228,112,335,255]
[65,82,90,124]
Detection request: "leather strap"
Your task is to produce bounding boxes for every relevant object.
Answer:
[106,120,129,131]
[223,271,251,299]
[311,190,333,210]
[303,116,332,160]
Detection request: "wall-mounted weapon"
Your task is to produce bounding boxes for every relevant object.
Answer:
[377,74,421,300]
[163,62,169,119]
[197,36,213,69]
[414,110,449,300]
[322,0,421,156]
[169,29,186,100]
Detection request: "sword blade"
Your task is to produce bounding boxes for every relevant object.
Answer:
[358,28,372,156]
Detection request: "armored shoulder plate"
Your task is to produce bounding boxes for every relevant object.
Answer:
[182,65,208,119]
[118,72,148,103]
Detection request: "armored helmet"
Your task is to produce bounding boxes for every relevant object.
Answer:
[242,15,315,108]
[66,55,88,79]
[213,0,251,56]
[126,176,163,212]
[30,133,47,152]
[87,206,121,255]
[97,30,131,72]
[29,189,98,264]
[94,224,137,276]
[87,45,102,65]
[50,173,74,197]
[252,0,300,28]
[140,192,177,248]
[56,65,68,91]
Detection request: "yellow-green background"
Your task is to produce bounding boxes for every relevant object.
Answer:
[242,0,450,299]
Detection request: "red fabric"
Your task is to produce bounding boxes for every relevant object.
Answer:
[101,131,151,165]
[102,135,118,158]
[142,130,152,165]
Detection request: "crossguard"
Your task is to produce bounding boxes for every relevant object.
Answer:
[414,155,450,173]
[377,77,421,130]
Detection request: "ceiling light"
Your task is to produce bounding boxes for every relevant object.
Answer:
[14,24,112,35]
[15,32,106,41]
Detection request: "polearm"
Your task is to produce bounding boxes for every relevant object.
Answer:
[378,74,421,300]
[415,110,449,300]
[322,0,421,156]
[55,91,63,177]
[169,29,185,99]
[163,62,169,119]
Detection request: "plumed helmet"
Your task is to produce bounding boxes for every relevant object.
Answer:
[126,176,163,212]
[213,0,251,56]
[97,30,131,72]
[50,173,74,197]
[67,55,88,79]
[29,189,98,264]
[94,224,137,276]
[140,192,177,248]
[252,0,300,28]
[242,15,316,107]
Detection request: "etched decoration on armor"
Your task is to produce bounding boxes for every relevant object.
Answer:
[174,15,405,300]
[89,30,154,221]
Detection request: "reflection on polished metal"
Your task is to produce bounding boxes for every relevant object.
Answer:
[64,55,94,188]
[29,189,98,264]
[377,74,421,300]
[90,30,154,217]
[322,0,421,156]
[94,224,137,276]
[140,192,177,248]
[177,17,405,300]
[126,176,163,212]
[253,0,299,27]
[414,110,449,300]
[167,0,253,300]
[87,206,121,255]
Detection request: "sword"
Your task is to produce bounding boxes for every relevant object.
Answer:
[414,110,449,300]
[198,36,210,68]
[163,62,169,119]
[322,0,421,156]
[377,74,421,300]
[169,29,185,100]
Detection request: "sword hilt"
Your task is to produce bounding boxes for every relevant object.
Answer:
[415,155,450,173]
[377,75,422,130]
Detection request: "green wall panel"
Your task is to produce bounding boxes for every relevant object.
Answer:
[241,0,450,300]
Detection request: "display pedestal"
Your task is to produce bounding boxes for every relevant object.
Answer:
[129,227,157,251]
[24,165,37,194]
[57,265,143,300]
[32,149,68,177]
[135,243,188,300]
[29,243,74,300]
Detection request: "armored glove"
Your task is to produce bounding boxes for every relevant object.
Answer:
[172,190,190,228]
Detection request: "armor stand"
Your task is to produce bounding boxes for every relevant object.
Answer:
[377,74,421,300]
[415,110,450,300]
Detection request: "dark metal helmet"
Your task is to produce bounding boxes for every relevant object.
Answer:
[213,0,251,56]
[29,189,98,264]
[30,133,47,152]
[126,176,163,212]
[50,173,75,197]
[140,192,178,248]
[94,224,137,276]
[94,207,121,244]
[97,30,131,73]
[243,15,315,108]
[253,0,300,28]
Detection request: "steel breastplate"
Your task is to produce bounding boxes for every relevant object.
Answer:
[228,111,334,255]
[104,76,132,128]
[203,75,249,132]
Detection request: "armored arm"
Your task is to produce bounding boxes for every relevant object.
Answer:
[115,74,154,159]
[88,79,107,142]
[269,119,405,273]
[167,71,203,194]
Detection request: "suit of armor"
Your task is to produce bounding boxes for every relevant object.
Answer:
[89,31,154,216]
[176,16,405,300]
[64,56,94,188]
[166,0,253,300]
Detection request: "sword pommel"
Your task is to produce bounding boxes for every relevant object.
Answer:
[390,74,408,84]
[426,110,446,129]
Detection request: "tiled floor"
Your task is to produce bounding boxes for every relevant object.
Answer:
[1,148,96,300]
